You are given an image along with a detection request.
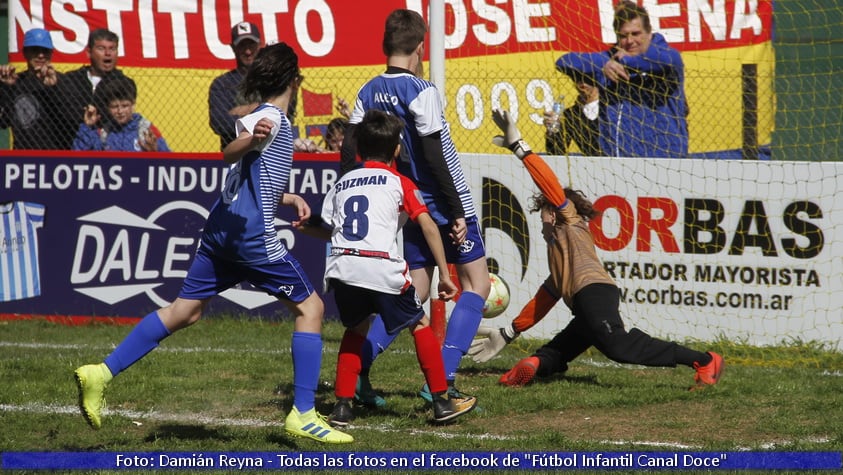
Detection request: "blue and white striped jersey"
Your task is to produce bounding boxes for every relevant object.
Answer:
[200,104,294,264]
[349,70,476,225]
[0,201,45,301]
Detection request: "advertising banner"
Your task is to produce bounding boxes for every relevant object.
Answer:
[2,151,840,349]
[8,1,775,155]
[8,0,772,67]
[1,151,340,319]
[469,153,841,349]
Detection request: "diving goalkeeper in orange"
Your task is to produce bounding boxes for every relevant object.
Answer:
[469,109,723,391]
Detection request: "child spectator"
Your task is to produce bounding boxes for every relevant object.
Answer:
[71,76,170,152]
[322,117,349,152]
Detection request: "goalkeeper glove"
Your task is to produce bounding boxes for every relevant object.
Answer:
[468,324,520,363]
[492,109,532,160]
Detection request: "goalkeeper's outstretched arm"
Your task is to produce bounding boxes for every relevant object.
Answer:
[468,282,560,363]
[469,110,572,364]
[491,109,569,209]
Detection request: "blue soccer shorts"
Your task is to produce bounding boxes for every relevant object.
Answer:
[402,215,486,270]
[330,279,425,335]
[180,247,315,303]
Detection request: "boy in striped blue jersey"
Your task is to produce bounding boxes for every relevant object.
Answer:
[73,43,352,444]
[340,9,490,407]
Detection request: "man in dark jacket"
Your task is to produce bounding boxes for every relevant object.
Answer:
[0,28,65,149]
[556,1,688,158]
[543,72,602,157]
[208,22,262,150]
[57,28,128,149]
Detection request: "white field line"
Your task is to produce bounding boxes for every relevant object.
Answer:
[5,402,832,450]
[0,341,673,367]
[6,341,840,377]
[0,340,414,356]
[0,402,512,442]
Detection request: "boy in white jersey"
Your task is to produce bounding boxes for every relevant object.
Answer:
[73,43,352,444]
[311,109,477,427]
[340,8,490,406]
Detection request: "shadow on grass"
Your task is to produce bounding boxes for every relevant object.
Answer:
[144,424,235,443]
[266,432,306,449]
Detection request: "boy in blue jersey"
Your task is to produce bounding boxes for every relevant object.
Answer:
[340,9,490,406]
[71,75,171,152]
[73,42,352,444]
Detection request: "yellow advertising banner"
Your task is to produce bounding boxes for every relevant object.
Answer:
[9,0,773,155]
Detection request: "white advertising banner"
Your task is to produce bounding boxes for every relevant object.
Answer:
[463,153,842,350]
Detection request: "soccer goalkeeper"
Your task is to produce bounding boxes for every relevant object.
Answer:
[469,109,724,391]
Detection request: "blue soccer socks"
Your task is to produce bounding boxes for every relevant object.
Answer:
[104,311,171,377]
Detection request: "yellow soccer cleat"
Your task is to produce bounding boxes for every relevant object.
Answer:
[74,363,112,430]
[285,407,354,444]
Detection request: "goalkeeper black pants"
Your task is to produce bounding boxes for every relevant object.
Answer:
[533,283,695,376]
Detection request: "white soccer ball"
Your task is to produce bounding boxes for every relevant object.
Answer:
[482,273,510,319]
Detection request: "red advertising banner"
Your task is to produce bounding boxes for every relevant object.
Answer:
[10,0,772,68]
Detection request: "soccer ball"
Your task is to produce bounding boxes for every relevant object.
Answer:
[482,273,510,318]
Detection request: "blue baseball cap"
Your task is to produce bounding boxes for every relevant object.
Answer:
[24,28,54,49]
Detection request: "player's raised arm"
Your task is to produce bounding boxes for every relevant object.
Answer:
[222,116,275,164]
[469,112,575,364]
[491,109,569,209]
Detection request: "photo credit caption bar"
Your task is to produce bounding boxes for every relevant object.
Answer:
[2,451,841,471]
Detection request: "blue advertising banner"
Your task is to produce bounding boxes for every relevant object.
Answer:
[2,451,841,471]
[1,151,341,320]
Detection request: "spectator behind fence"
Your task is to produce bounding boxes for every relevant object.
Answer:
[556,1,688,158]
[322,116,349,152]
[319,98,351,152]
[72,75,170,152]
[208,21,262,150]
[543,72,601,157]
[59,29,130,149]
[0,28,65,149]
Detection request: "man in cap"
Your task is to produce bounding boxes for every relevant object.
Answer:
[0,28,65,149]
[208,21,263,150]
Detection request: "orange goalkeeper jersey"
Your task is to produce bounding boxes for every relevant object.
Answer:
[523,153,615,310]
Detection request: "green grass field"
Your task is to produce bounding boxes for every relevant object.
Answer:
[1,316,841,474]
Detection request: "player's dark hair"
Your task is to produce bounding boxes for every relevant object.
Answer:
[94,75,137,105]
[240,42,300,103]
[529,188,600,221]
[87,28,119,49]
[355,110,404,162]
[383,9,427,56]
[613,0,651,33]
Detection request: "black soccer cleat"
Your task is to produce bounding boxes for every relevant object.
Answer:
[328,398,354,428]
[432,394,476,423]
